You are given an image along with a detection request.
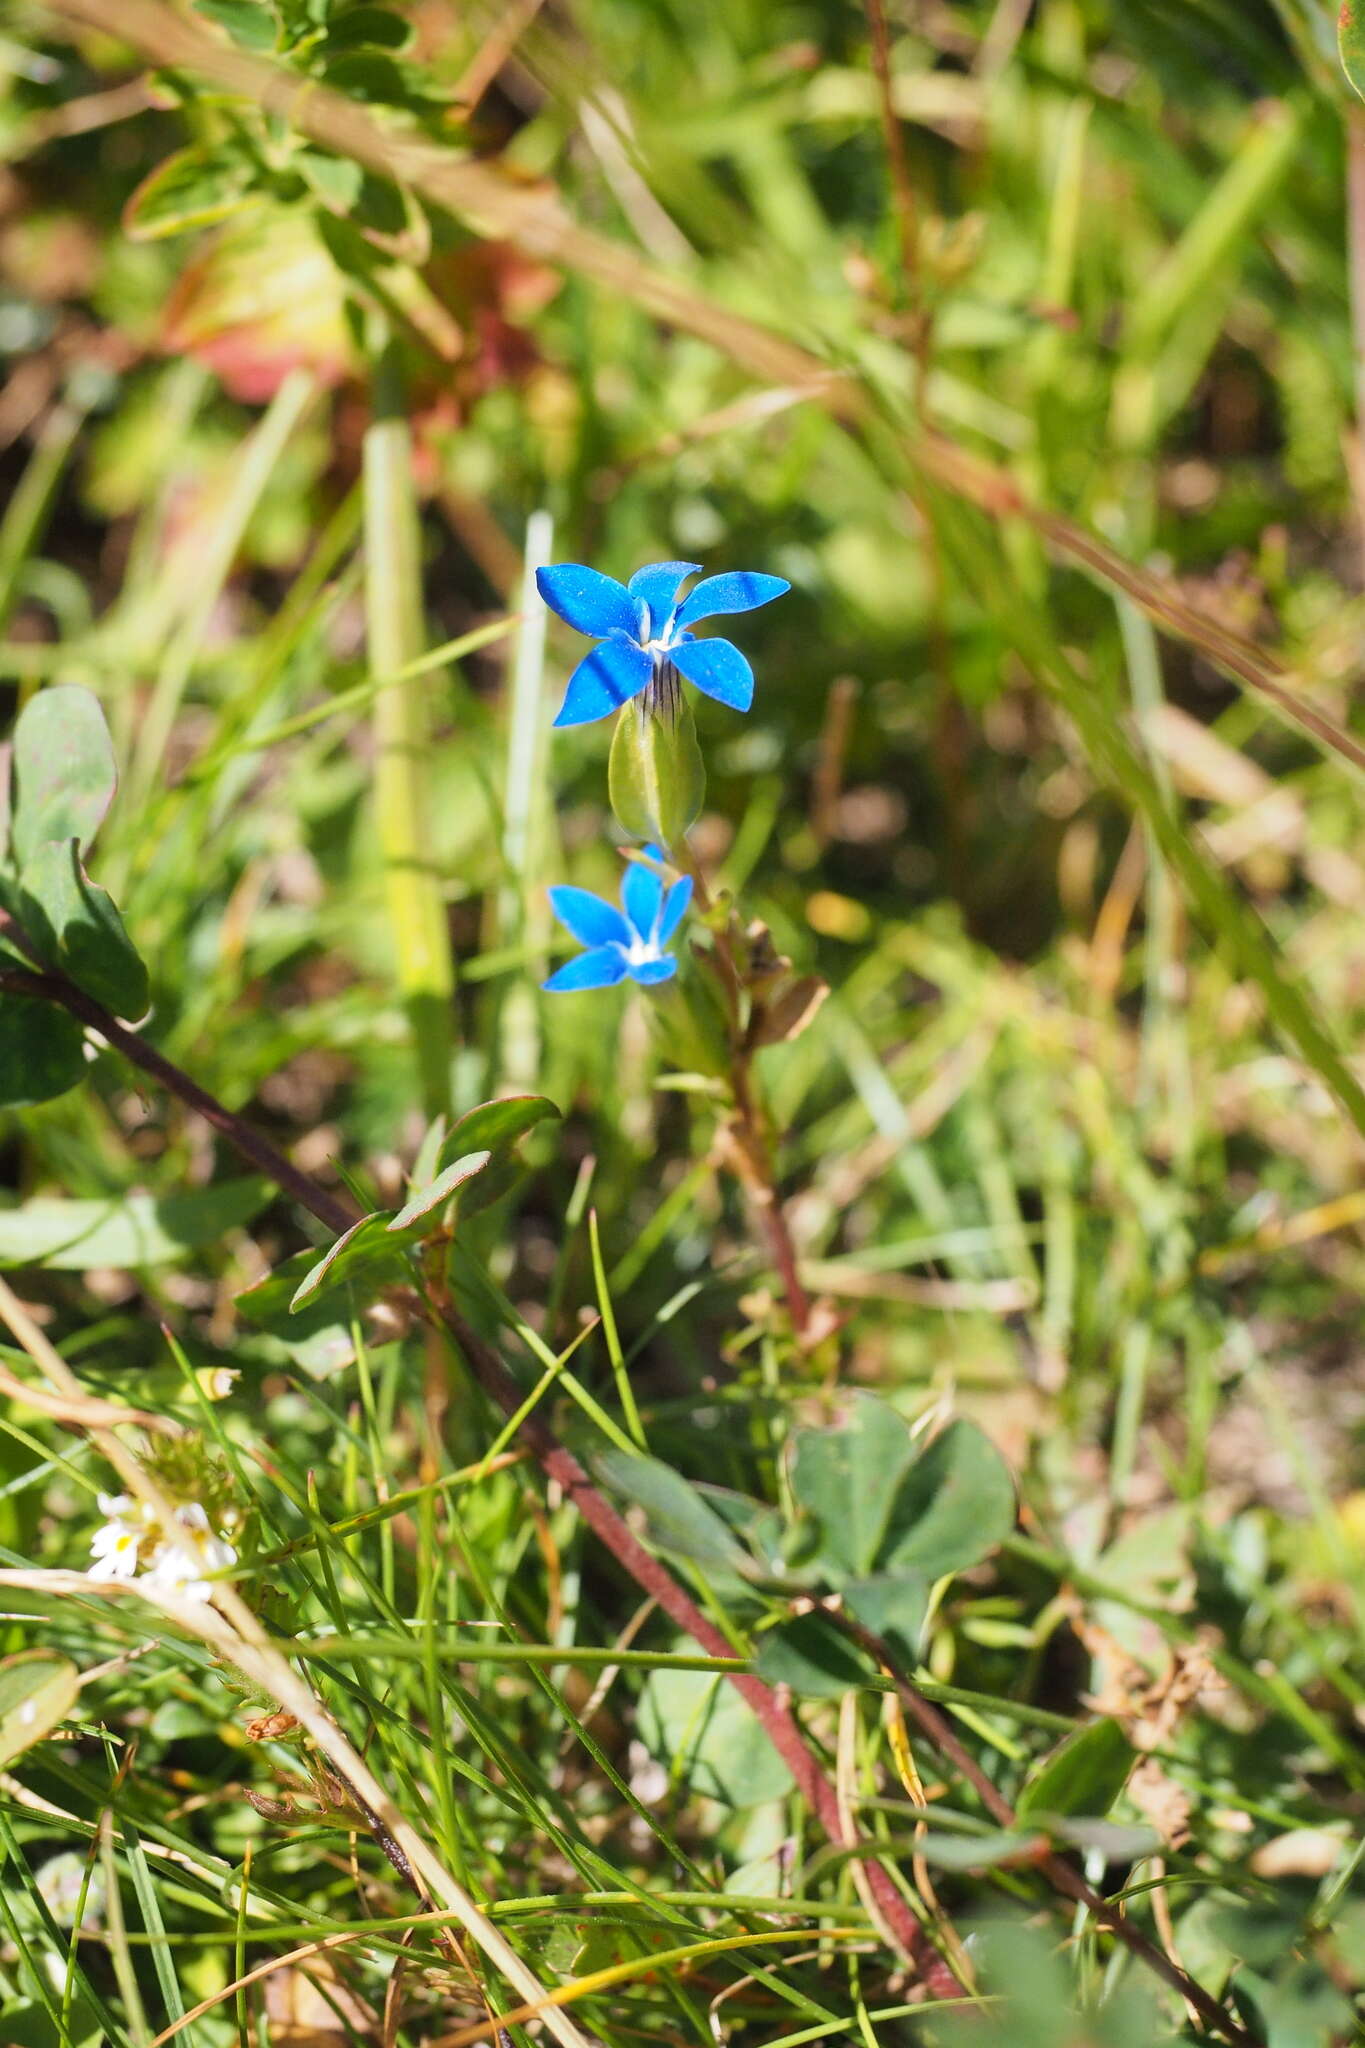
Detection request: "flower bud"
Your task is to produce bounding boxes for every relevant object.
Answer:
[608,667,706,847]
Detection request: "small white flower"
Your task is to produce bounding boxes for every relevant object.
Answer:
[87,1492,236,1602]
[144,1501,237,1604]
[88,1494,144,1583]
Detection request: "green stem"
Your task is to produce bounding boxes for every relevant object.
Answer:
[0,396,86,663]
[363,340,456,1119]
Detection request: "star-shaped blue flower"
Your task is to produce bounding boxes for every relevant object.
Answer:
[543,849,692,992]
[536,560,790,728]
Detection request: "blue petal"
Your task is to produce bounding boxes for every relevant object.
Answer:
[658,874,693,943]
[671,635,754,712]
[627,561,701,638]
[629,956,678,985]
[537,563,640,640]
[548,885,632,950]
[543,944,630,992]
[674,571,789,630]
[553,634,653,727]
[622,857,664,941]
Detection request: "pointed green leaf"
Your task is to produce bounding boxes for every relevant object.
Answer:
[879,1418,1016,1579]
[389,1149,491,1231]
[913,1829,1048,1871]
[192,0,279,49]
[596,1449,754,1577]
[0,1650,80,1764]
[122,144,257,241]
[1017,1716,1135,1823]
[10,686,117,867]
[19,838,148,1017]
[436,1095,560,1175]
[235,1249,356,1376]
[289,1212,409,1311]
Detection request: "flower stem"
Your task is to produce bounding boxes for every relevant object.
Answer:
[668,840,813,1339]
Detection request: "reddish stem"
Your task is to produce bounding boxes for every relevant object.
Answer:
[0,946,949,1982]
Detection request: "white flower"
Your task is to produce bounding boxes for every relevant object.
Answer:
[87,1492,236,1603]
[144,1501,237,1604]
[87,1493,145,1583]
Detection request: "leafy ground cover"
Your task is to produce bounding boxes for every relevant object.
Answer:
[0,0,1362,2042]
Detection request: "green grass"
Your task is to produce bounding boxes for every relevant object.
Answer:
[0,0,1363,2043]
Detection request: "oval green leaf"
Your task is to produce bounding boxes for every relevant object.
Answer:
[19,838,149,1018]
[0,1650,80,1764]
[10,686,117,868]
[0,996,86,1108]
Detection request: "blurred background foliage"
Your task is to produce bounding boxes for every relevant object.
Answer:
[0,0,1363,2040]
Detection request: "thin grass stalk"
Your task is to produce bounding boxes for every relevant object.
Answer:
[126,367,315,813]
[498,507,553,1088]
[0,393,86,658]
[364,336,456,1120]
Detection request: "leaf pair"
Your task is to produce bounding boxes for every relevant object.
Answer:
[599,1392,1017,1688]
[278,1096,561,1315]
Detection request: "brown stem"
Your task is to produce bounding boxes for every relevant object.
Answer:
[823,1608,1263,2048]
[668,848,813,1336]
[4,946,952,1984]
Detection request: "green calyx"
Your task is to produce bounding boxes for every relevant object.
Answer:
[608,678,706,846]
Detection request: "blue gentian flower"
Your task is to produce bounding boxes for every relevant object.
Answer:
[544,848,692,992]
[536,560,790,728]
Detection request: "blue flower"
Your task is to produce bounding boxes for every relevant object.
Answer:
[536,560,790,728]
[543,848,692,992]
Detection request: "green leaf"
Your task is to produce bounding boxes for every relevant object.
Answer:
[9,686,117,868]
[841,1572,930,1661]
[122,144,257,242]
[0,1998,102,2048]
[430,1095,560,1220]
[324,6,413,52]
[19,838,148,1017]
[389,1149,492,1231]
[754,1614,872,1698]
[595,1449,754,1578]
[436,1095,560,1175]
[288,1211,409,1311]
[638,1656,793,1807]
[0,1180,269,1268]
[320,49,411,102]
[787,1392,918,1578]
[608,697,706,846]
[0,996,86,1107]
[1016,1716,1135,1823]
[297,149,365,214]
[1341,0,1365,99]
[0,1650,80,1764]
[878,1418,1016,1579]
[235,1250,357,1377]
[191,0,278,51]
[913,1828,1047,1871]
